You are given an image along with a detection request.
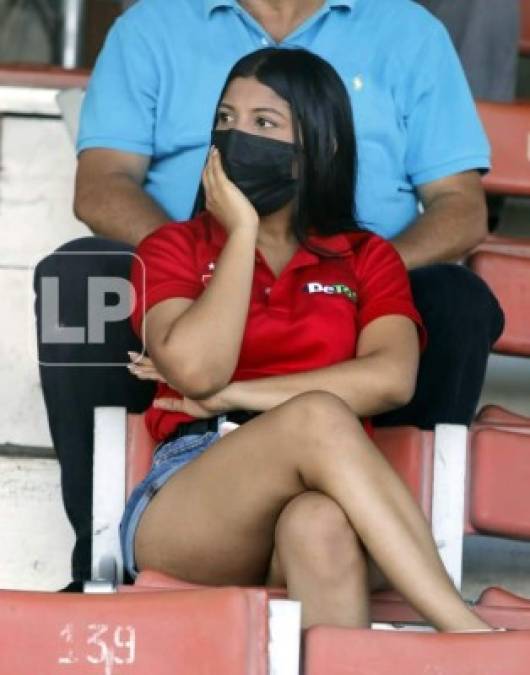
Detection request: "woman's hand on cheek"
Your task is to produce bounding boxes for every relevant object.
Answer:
[202,147,259,234]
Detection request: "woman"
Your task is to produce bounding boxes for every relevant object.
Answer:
[123,48,490,631]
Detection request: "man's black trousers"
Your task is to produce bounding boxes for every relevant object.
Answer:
[34,236,504,583]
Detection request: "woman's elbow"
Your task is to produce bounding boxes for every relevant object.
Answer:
[162,359,229,400]
[383,368,418,409]
[389,381,416,408]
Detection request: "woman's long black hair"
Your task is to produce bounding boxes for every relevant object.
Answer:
[193,47,360,247]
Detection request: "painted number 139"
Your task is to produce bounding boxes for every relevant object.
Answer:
[58,623,136,668]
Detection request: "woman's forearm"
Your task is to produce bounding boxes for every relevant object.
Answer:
[158,227,258,397]
[220,353,417,418]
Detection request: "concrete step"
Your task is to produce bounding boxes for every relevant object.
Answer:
[0,452,73,591]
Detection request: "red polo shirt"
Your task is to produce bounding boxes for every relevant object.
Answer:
[130,212,426,442]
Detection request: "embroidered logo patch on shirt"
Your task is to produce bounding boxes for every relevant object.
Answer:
[201,261,216,285]
[304,282,358,303]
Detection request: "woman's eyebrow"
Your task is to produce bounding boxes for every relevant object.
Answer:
[219,102,287,120]
[253,107,287,119]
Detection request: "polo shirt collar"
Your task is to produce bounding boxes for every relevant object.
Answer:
[205,0,233,16]
[205,212,354,259]
[204,0,355,17]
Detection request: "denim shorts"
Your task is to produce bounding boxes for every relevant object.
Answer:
[119,431,220,579]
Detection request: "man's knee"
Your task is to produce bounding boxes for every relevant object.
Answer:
[34,236,136,322]
[410,264,504,343]
[34,237,134,289]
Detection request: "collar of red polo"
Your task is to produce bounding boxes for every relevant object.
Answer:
[203,211,357,262]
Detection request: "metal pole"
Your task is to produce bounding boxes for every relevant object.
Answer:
[61,0,85,68]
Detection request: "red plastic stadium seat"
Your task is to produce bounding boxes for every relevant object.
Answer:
[468,427,530,539]
[475,404,530,427]
[472,234,530,258]
[468,251,530,356]
[126,413,156,499]
[0,587,268,675]
[476,587,530,630]
[0,64,90,89]
[476,100,530,197]
[121,568,289,601]
[304,626,530,675]
[373,426,434,519]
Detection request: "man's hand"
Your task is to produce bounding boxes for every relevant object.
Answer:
[392,170,487,269]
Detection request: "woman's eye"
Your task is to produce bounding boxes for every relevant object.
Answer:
[256,116,275,129]
[216,111,232,125]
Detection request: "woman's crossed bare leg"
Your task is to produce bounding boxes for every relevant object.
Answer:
[135,391,489,631]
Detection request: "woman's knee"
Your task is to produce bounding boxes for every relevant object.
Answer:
[276,391,363,446]
[274,491,366,580]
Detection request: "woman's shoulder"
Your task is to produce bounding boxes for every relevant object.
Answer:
[343,229,393,256]
[342,229,406,279]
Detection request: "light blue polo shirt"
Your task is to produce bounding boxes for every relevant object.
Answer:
[77,0,490,240]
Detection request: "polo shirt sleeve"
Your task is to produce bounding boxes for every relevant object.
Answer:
[77,12,158,156]
[402,19,490,186]
[355,235,427,350]
[130,223,202,338]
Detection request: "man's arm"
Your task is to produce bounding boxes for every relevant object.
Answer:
[392,171,488,270]
[74,148,170,246]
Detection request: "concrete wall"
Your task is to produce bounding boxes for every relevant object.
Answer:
[1,92,90,449]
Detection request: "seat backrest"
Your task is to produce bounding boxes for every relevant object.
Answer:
[304,626,530,675]
[465,250,530,539]
[0,587,269,675]
[465,420,530,537]
[468,250,530,356]
[373,426,434,519]
[476,100,530,197]
[126,413,157,499]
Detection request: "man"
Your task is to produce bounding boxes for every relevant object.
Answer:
[34,0,503,589]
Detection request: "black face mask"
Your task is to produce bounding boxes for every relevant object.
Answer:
[212,129,298,216]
